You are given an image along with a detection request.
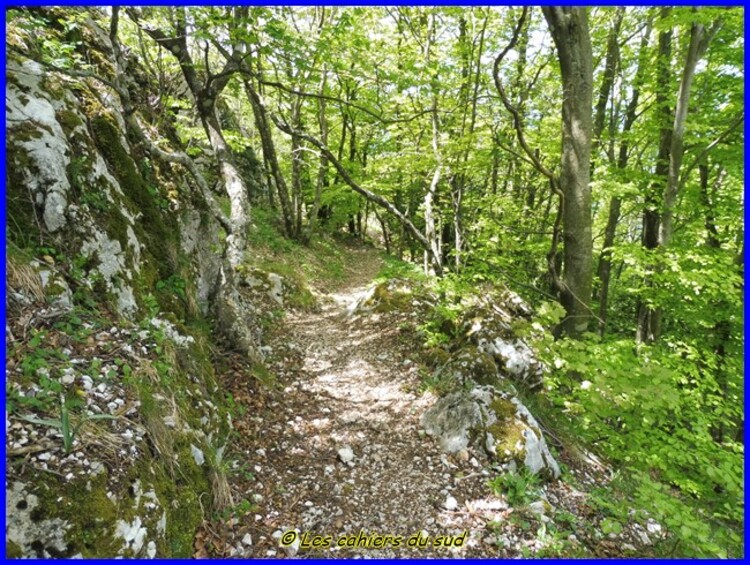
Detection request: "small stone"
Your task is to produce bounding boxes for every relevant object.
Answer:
[242,533,253,547]
[282,537,300,558]
[81,376,93,390]
[190,444,205,466]
[443,495,458,511]
[528,500,552,517]
[61,373,75,385]
[146,541,156,558]
[337,446,355,465]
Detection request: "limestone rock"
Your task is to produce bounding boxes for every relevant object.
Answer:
[6,482,71,558]
[337,446,355,465]
[348,279,415,316]
[433,346,501,390]
[422,387,560,479]
[461,297,545,391]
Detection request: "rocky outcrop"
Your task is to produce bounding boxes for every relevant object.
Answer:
[433,346,501,390]
[459,294,545,391]
[5,9,263,558]
[347,279,425,316]
[421,387,561,479]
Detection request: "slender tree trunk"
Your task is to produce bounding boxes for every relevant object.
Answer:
[423,11,444,276]
[290,96,304,239]
[598,19,651,335]
[637,8,673,343]
[638,11,720,342]
[203,111,249,267]
[305,71,328,244]
[592,8,624,158]
[243,79,295,237]
[660,19,721,247]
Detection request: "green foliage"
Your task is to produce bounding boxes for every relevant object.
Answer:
[374,255,427,284]
[156,274,187,301]
[534,332,743,557]
[488,469,542,507]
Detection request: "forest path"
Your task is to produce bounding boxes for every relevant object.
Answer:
[229,244,495,557]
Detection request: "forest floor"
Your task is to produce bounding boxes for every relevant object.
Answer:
[207,243,659,558]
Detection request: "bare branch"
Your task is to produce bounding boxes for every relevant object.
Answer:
[270,113,435,256]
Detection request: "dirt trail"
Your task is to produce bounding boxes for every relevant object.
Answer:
[237,246,496,557]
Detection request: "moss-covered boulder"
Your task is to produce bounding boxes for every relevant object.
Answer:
[240,267,316,311]
[460,299,545,391]
[347,279,416,316]
[433,346,502,390]
[421,387,560,479]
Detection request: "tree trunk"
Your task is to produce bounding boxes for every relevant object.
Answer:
[135,9,250,268]
[659,18,721,247]
[305,71,328,244]
[598,18,651,336]
[638,11,720,342]
[543,7,595,337]
[243,79,295,237]
[423,11,444,276]
[637,8,673,343]
[290,96,304,239]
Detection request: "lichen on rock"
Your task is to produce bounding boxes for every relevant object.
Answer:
[421,387,560,479]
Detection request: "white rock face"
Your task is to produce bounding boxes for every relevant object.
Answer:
[150,318,195,348]
[6,482,70,557]
[477,337,533,376]
[115,516,148,555]
[6,60,72,233]
[190,444,205,466]
[267,273,284,305]
[36,265,73,312]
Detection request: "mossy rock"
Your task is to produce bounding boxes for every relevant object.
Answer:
[435,346,501,389]
[423,387,560,479]
[90,113,179,280]
[422,346,451,369]
[487,397,529,462]
[352,279,414,315]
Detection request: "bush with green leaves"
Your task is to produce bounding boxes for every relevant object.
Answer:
[533,330,743,557]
